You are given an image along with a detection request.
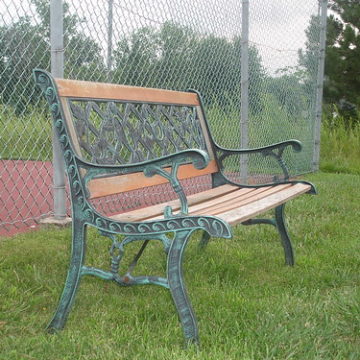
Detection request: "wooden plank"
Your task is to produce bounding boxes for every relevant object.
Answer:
[134,183,306,223]
[218,183,311,226]
[193,184,292,216]
[88,160,219,199]
[55,78,200,106]
[110,184,238,222]
[188,186,270,214]
[110,183,310,224]
[147,186,274,221]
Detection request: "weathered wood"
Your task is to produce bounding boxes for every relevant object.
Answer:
[110,184,238,222]
[88,160,219,199]
[135,187,261,222]
[55,78,200,106]
[219,183,312,225]
[193,184,292,216]
[188,186,271,215]
[111,183,305,224]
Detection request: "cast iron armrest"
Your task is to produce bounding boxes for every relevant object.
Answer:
[214,139,301,180]
[69,148,210,216]
[215,139,302,157]
[213,139,316,194]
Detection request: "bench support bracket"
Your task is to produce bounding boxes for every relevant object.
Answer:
[242,203,294,265]
[47,219,86,333]
[274,204,294,266]
[167,229,199,346]
[199,204,294,266]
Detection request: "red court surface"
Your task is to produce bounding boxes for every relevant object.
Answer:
[0,160,212,238]
[0,160,54,237]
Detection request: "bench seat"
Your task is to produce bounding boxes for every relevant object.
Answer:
[111,183,311,225]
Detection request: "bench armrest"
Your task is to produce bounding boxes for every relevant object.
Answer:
[215,139,301,180]
[72,148,209,215]
[213,139,315,193]
[215,139,302,157]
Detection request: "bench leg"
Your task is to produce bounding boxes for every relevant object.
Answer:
[167,230,199,346]
[198,231,211,249]
[275,204,294,266]
[47,221,86,332]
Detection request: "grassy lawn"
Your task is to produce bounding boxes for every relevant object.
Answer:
[1,171,359,359]
[320,116,360,175]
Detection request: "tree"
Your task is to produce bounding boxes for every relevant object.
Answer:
[30,0,105,81]
[267,69,309,119]
[0,0,105,114]
[113,26,159,86]
[325,0,360,115]
[0,16,50,114]
[112,21,266,112]
[298,15,321,102]
[298,1,360,123]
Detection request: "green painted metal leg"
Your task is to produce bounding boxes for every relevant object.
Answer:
[275,204,294,266]
[198,231,211,249]
[167,230,199,346]
[47,221,86,332]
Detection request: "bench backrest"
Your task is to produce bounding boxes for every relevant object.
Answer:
[50,76,219,200]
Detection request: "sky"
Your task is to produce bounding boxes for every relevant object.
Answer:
[249,0,320,72]
[0,0,321,74]
[67,0,321,74]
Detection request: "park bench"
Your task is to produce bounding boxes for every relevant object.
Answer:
[34,69,316,346]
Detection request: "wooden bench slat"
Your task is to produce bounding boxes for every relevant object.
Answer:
[111,183,303,224]
[193,184,292,216]
[146,184,290,222]
[147,187,260,222]
[56,79,200,106]
[110,184,238,222]
[88,160,219,199]
[219,183,312,226]
[188,186,271,214]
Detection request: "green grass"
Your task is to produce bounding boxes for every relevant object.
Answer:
[0,105,52,161]
[1,103,360,358]
[1,172,360,359]
[320,115,360,175]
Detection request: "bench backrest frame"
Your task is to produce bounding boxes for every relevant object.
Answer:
[41,73,221,200]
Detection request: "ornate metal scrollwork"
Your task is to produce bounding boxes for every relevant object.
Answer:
[68,100,207,165]
[144,162,189,216]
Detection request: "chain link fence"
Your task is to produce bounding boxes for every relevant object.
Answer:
[0,0,326,236]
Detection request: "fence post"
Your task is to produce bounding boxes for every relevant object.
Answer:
[49,0,69,223]
[312,0,328,171]
[240,0,249,182]
[107,0,114,81]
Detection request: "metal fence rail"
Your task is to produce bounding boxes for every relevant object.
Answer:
[0,0,326,235]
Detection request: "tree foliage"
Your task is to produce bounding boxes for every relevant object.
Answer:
[325,0,360,119]
[0,0,316,123]
[299,1,360,123]
[0,0,104,114]
[113,21,266,112]
[0,16,49,114]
